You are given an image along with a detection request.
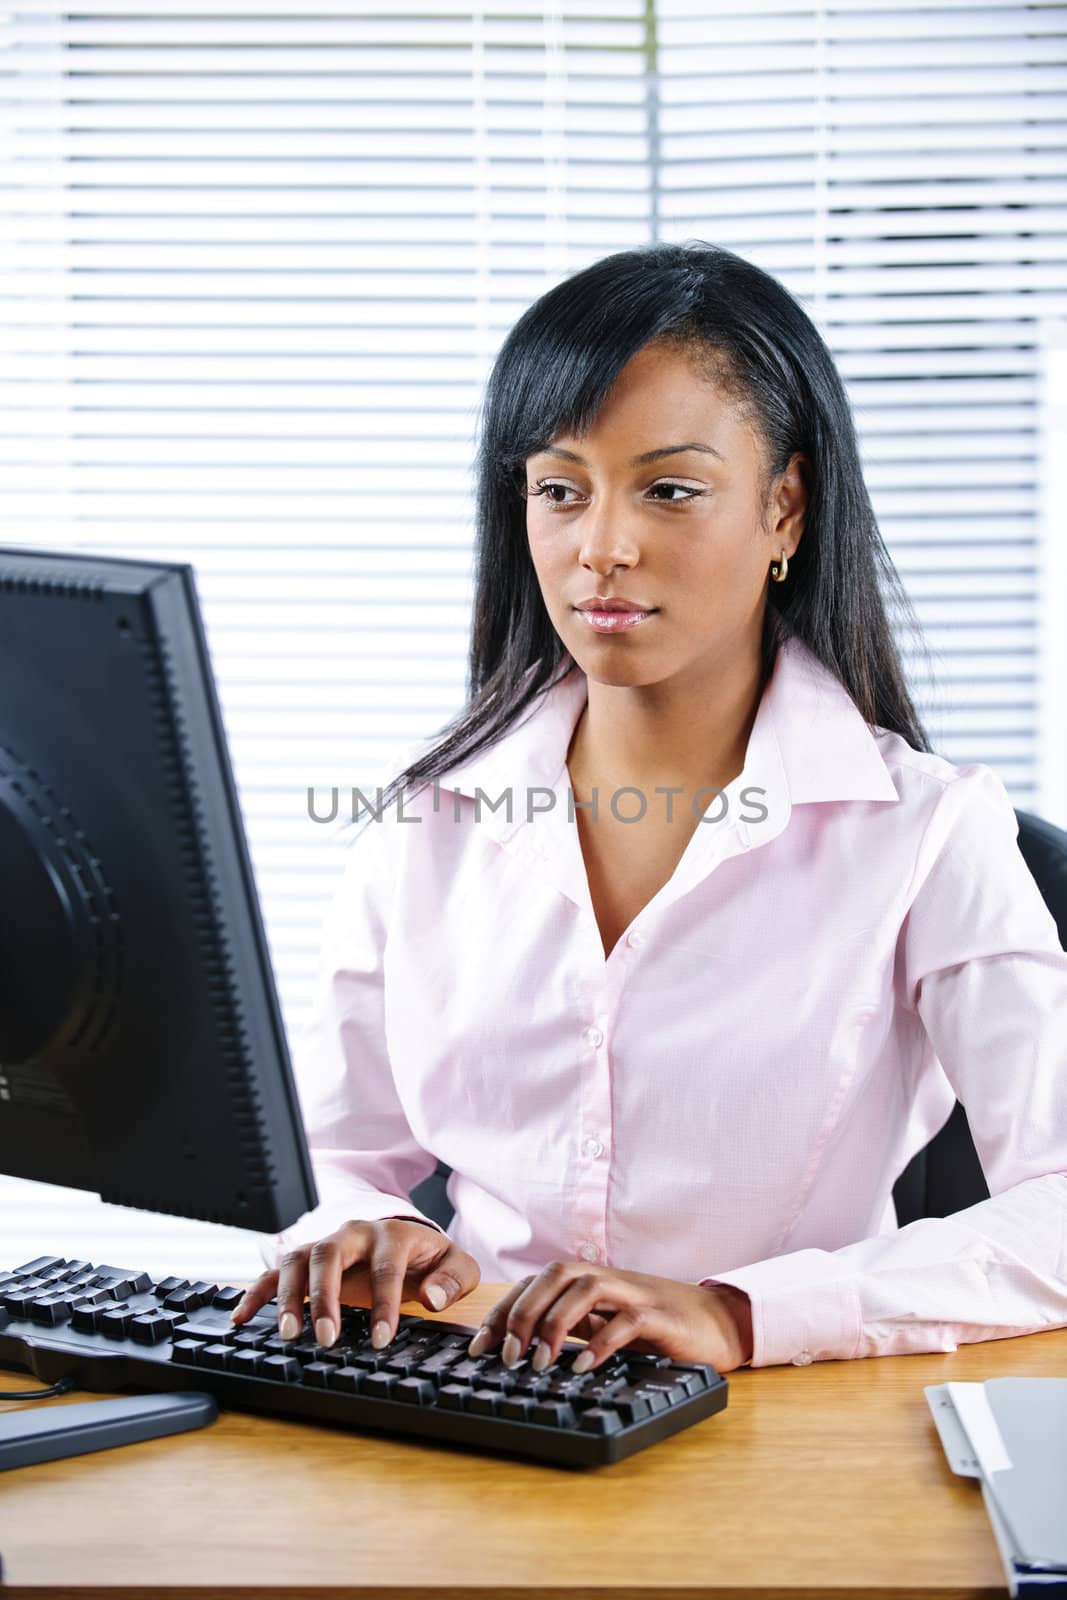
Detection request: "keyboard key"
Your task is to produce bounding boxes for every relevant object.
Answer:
[634,1376,687,1406]
[129,1313,176,1345]
[260,1335,299,1357]
[436,1383,473,1412]
[3,1281,48,1315]
[231,1329,270,1350]
[93,1267,152,1296]
[498,1396,536,1422]
[471,1363,518,1394]
[605,1387,653,1426]
[229,1349,264,1378]
[164,1282,218,1313]
[326,1366,364,1395]
[14,1257,64,1276]
[510,1375,551,1399]
[443,1358,487,1385]
[211,1286,244,1311]
[35,1266,73,1287]
[27,1294,75,1325]
[300,1362,335,1389]
[153,1276,189,1300]
[260,1354,301,1383]
[665,1363,715,1394]
[468,1389,502,1417]
[55,1260,92,1280]
[172,1317,240,1344]
[170,1339,204,1365]
[70,1301,104,1333]
[71,1286,115,1309]
[361,1372,396,1401]
[415,1348,465,1379]
[630,1385,671,1416]
[384,1347,431,1376]
[394,1377,437,1406]
[99,1306,136,1337]
[314,1348,353,1367]
[198,1342,234,1371]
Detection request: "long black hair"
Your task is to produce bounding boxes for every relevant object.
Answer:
[367,239,934,824]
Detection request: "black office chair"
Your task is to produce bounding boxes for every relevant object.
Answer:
[409,807,1067,1234]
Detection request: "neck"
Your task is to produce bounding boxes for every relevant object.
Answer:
[566,636,770,804]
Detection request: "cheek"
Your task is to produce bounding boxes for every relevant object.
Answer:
[526,523,566,584]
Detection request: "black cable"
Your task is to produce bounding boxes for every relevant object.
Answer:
[0,1377,76,1401]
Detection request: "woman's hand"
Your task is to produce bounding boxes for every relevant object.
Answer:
[230,1218,481,1350]
[467,1262,753,1375]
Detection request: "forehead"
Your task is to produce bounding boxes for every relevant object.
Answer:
[535,341,753,459]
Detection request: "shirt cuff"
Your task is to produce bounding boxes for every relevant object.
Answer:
[699,1248,864,1367]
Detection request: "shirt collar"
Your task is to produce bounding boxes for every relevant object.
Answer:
[419,633,900,848]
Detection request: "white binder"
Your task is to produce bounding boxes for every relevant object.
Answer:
[926,1378,1067,1597]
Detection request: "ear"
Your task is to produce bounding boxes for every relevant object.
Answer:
[770,450,808,557]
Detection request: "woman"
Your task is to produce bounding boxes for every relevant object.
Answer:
[233,241,1067,1377]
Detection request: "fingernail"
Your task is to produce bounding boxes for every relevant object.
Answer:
[571,1349,595,1374]
[468,1325,491,1358]
[230,1301,246,1325]
[315,1317,337,1348]
[425,1283,447,1311]
[531,1341,552,1373]
[371,1319,391,1349]
[501,1332,521,1367]
[279,1312,300,1341]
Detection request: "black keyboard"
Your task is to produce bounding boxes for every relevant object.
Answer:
[0,1255,728,1468]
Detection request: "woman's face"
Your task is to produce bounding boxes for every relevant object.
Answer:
[524,340,807,689]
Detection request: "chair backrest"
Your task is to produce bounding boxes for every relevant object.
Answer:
[891,806,1067,1225]
[411,807,1067,1234]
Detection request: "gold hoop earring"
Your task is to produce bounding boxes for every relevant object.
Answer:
[769,548,789,583]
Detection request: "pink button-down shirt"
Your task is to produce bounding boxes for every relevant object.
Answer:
[265,633,1067,1367]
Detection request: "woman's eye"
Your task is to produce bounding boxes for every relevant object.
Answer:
[527,480,700,507]
[528,481,576,505]
[648,481,700,502]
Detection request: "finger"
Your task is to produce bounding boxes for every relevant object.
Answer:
[467,1275,536,1357]
[275,1248,311,1340]
[420,1242,480,1315]
[306,1230,358,1348]
[484,1262,581,1366]
[507,1270,609,1371]
[366,1225,417,1350]
[230,1267,278,1326]
[567,1300,648,1374]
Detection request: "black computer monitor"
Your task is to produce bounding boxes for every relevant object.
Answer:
[0,545,317,1235]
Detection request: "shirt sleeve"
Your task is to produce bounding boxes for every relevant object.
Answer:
[700,765,1067,1368]
[257,804,448,1270]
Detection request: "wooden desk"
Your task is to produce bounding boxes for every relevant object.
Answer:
[2,1285,1065,1599]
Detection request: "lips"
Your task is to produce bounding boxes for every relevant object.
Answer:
[575,599,654,613]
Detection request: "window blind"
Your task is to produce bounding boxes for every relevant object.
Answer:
[655,0,1067,816]
[0,1,653,1277]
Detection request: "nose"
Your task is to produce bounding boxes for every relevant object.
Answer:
[575,489,641,575]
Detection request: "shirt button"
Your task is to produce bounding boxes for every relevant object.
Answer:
[583,1137,604,1158]
[792,1350,814,1366]
[627,927,645,948]
[578,1243,600,1263]
[583,1025,604,1049]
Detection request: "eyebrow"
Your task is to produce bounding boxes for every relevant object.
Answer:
[534,441,725,466]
